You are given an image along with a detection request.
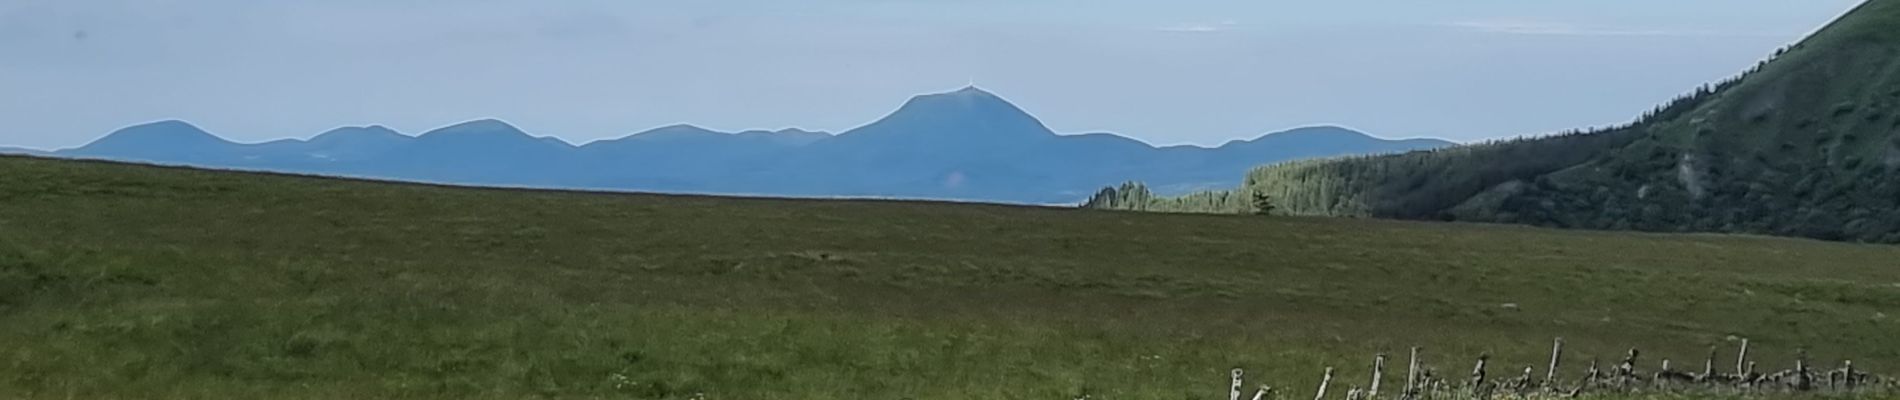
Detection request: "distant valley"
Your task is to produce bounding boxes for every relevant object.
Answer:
[31,87,1451,204]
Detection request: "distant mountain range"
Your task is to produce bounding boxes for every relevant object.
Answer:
[0,147,47,156]
[33,87,1452,203]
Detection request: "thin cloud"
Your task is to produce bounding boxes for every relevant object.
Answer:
[1157,20,1239,33]
[1444,19,1789,38]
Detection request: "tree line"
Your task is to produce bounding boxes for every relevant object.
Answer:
[1082,41,1900,243]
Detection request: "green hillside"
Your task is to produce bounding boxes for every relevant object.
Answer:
[4,155,1900,399]
[1089,0,1900,243]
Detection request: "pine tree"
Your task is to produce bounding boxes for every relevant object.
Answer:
[1251,190,1276,216]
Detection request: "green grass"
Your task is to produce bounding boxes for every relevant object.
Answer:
[3,155,1900,399]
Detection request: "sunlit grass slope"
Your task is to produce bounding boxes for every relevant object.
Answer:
[2,156,1898,399]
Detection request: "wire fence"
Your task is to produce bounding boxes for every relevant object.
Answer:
[1211,338,1894,400]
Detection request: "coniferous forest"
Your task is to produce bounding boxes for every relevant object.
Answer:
[1089,0,1900,243]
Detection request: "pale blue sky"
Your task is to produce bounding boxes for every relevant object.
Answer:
[0,0,1866,149]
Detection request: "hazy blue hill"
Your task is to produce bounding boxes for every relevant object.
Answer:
[1136,126,1452,193]
[576,124,832,192]
[733,128,830,147]
[800,87,1062,174]
[1030,133,1169,194]
[215,126,417,172]
[1209,126,1451,161]
[995,126,1454,198]
[295,126,413,162]
[743,87,1454,202]
[738,87,1069,199]
[60,122,417,172]
[46,88,1452,203]
[827,86,1055,147]
[362,119,584,186]
[65,120,243,165]
[584,124,828,155]
[0,147,48,156]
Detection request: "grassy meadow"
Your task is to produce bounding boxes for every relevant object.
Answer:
[2,155,1899,399]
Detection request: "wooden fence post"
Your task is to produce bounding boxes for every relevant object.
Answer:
[1231,368,1246,400]
[1370,353,1386,397]
[1246,384,1276,400]
[1612,348,1640,389]
[1196,341,1895,400]
[1545,337,1564,389]
[1585,358,1601,389]
[1701,346,1716,383]
[1469,354,1489,392]
[1250,385,1274,400]
[1314,367,1334,400]
[1405,347,1421,399]
[1795,349,1811,391]
[1839,360,1854,390]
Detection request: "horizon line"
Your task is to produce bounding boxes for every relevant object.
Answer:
[21,84,1464,151]
[27,118,1453,152]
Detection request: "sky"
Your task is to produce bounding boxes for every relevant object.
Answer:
[0,0,1868,150]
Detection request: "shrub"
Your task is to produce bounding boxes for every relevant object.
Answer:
[1834,101,1860,117]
